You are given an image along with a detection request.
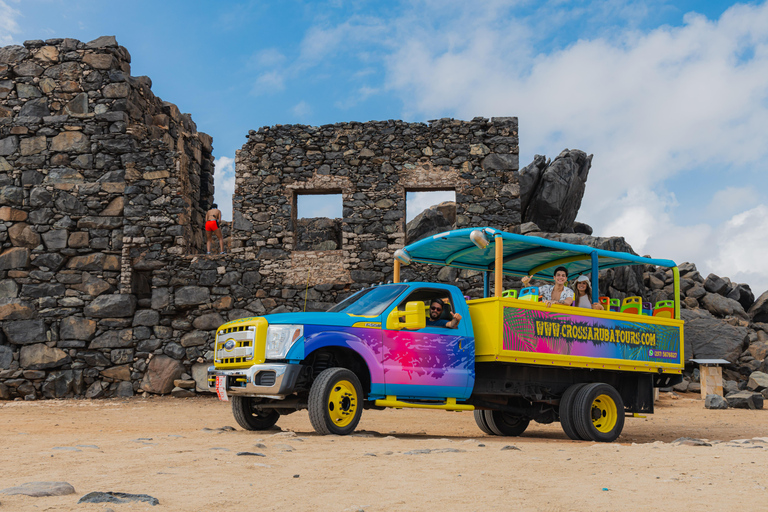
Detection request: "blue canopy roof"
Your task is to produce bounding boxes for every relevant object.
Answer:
[401,227,677,282]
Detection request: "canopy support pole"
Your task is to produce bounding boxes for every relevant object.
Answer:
[483,272,490,298]
[591,251,599,304]
[494,234,503,297]
[393,260,400,283]
[673,266,681,319]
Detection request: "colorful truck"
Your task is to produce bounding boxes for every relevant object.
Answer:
[208,227,684,442]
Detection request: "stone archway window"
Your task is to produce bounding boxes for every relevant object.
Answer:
[294,192,343,251]
[405,189,456,244]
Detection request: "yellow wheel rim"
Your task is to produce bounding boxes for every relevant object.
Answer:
[591,393,618,433]
[327,380,357,427]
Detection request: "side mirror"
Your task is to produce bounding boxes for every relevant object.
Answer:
[386,301,426,331]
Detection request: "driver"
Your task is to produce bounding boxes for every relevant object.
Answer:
[426,299,462,329]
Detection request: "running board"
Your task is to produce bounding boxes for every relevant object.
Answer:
[374,396,474,411]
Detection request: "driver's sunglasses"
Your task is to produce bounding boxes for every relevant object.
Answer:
[430,306,442,311]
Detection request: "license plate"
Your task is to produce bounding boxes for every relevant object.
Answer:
[215,376,229,402]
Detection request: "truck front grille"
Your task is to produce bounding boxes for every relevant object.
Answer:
[215,327,257,367]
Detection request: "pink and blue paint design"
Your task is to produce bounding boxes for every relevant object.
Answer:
[502,306,682,364]
[288,322,475,400]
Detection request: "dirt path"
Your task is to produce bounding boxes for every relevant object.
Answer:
[1,394,767,511]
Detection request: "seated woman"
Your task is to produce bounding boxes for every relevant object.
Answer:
[521,266,574,307]
[572,275,604,310]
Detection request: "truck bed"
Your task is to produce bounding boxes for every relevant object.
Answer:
[467,297,684,374]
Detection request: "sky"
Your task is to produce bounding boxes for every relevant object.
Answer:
[2,0,767,295]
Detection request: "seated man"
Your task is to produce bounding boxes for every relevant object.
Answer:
[521,266,574,308]
[426,299,462,329]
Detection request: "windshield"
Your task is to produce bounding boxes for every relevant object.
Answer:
[327,285,408,316]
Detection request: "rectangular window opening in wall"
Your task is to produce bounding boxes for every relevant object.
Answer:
[405,189,456,244]
[294,192,343,251]
[131,270,153,300]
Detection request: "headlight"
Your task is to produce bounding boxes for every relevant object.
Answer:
[265,324,303,359]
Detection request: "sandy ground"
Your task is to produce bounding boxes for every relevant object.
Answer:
[1,393,767,512]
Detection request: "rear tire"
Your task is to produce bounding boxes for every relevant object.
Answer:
[573,383,625,442]
[483,410,530,437]
[559,383,588,440]
[474,410,495,435]
[231,396,280,431]
[308,368,363,435]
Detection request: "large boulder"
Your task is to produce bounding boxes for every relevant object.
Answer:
[518,154,548,215]
[700,293,748,319]
[84,294,137,318]
[522,149,592,232]
[405,202,455,243]
[703,273,729,295]
[727,283,755,311]
[748,291,768,323]
[726,391,764,410]
[747,371,768,391]
[682,309,748,363]
[140,355,184,394]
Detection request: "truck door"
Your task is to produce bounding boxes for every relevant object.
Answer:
[381,287,475,400]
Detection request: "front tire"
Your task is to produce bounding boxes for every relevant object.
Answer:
[483,410,530,436]
[308,368,363,435]
[231,396,280,431]
[573,383,625,442]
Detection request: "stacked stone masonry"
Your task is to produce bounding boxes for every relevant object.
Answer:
[0,36,214,399]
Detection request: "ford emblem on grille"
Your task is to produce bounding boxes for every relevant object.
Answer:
[223,339,236,351]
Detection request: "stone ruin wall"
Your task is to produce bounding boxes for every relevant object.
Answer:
[230,118,522,294]
[0,36,214,399]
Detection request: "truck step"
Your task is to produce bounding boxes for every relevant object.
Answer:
[374,396,474,411]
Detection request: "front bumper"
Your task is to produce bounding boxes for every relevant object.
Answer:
[208,363,304,398]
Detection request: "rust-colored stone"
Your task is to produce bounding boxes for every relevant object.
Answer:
[0,207,28,222]
[51,131,90,153]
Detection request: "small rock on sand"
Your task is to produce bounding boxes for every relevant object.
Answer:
[77,491,159,505]
[1,481,76,497]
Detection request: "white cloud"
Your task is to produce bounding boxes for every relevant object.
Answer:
[707,186,759,218]
[0,0,21,45]
[252,48,286,68]
[705,204,768,295]
[252,71,285,95]
[291,100,312,120]
[213,156,235,222]
[334,85,379,110]
[368,1,768,295]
